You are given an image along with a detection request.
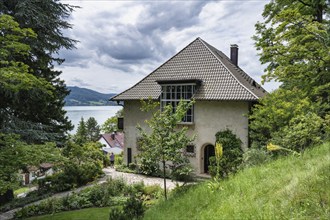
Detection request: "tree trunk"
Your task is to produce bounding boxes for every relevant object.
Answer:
[163,160,167,200]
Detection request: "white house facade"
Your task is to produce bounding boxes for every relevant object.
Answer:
[111,38,266,174]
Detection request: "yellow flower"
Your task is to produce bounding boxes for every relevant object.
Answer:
[266,143,282,151]
[215,142,223,159]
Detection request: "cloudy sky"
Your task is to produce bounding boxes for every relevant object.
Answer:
[58,0,278,94]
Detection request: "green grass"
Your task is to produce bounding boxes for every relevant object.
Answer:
[14,187,30,196]
[144,142,330,220]
[26,207,111,220]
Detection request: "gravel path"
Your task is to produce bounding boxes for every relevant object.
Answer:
[0,167,182,220]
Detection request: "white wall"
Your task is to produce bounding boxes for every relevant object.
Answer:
[123,100,250,174]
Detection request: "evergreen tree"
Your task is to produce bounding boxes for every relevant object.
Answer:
[86,117,101,142]
[0,0,78,143]
[74,117,87,144]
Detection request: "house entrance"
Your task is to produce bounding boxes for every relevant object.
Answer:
[204,144,215,173]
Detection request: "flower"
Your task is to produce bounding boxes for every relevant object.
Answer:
[266,143,282,151]
[215,142,223,159]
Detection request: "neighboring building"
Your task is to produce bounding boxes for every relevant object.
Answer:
[21,163,54,185]
[111,37,266,174]
[99,132,124,155]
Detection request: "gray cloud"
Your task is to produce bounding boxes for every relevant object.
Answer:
[58,0,278,93]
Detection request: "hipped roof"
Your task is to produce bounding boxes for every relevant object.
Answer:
[111,37,266,101]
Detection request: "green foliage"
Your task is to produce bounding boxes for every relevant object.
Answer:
[86,117,101,142]
[240,145,271,168]
[0,133,62,203]
[74,117,87,144]
[108,196,144,220]
[137,99,195,199]
[272,112,324,151]
[14,178,157,219]
[115,152,124,167]
[102,109,123,133]
[0,1,78,143]
[209,129,243,178]
[38,141,105,194]
[250,89,327,152]
[0,14,60,143]
[250,0,330,152]
[144,142,330,220]
[254,0,330,108]
[74,117,101,144]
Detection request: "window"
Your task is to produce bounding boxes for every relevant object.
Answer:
[185,145,196,157]
[160,84,195,123]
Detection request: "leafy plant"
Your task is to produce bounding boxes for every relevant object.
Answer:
[209,129,243,178]
[137,99,195,199]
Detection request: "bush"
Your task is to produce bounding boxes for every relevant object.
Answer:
[138,157,160,176]
[271,113,324,152]
[171,164,194,182]
[209,129,243,178]
[240,146,271,168]
[115,152,123,167]
[109,196,144,220]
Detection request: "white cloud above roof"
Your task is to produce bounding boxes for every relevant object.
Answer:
[58,0,279,94]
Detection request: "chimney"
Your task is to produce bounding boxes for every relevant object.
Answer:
[111,132,115,140]
[230,44,238,66]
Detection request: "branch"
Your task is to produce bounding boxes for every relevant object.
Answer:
[297,0,312,7]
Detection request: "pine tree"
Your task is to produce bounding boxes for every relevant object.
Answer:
[0,0,78,143]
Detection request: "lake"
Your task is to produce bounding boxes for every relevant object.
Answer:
[64,106,123,134]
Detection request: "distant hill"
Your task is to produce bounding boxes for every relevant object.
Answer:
[65,86,117,106]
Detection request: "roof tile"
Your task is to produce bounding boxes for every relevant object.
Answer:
[111,38,266,101]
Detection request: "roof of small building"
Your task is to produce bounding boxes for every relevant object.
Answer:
[111,37,266,102]
[100,132,124,149]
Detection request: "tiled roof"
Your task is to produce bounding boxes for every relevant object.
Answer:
[101,132,124,149]
[111,38,267,101]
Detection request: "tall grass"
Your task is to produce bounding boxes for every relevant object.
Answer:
[144,142,330,220]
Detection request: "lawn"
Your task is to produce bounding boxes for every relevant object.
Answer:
[14,187,31,197]
[26,207,111,220]
[144,142,330,220]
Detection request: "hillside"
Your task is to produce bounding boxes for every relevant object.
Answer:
[144,142,330,220]
[65,86,117,106]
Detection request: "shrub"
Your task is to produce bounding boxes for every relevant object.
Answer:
[171,164,194,182]
[240,146,271,168]
[209,129,243,178]
[115,152,124,167]
[271,113,324,152]
[138,157,160,176]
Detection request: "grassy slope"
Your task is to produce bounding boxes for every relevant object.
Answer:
[144,142,330,220]
[26,207,111,220]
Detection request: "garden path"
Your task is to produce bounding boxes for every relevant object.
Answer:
[0,167,182,220]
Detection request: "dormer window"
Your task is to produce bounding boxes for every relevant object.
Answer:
[157,80,201,123]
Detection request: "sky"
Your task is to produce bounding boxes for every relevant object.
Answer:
[58,0,279,94]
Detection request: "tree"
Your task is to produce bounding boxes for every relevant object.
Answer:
[0,133,63,204]
[250,0,330,149]
[0,0,78,143]
[101,109,123,133]
[254,0,330,113]
[86,117,101,142]
[137,100,195,200]
[74,117,87,144]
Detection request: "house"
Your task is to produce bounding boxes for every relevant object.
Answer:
[111,37,266,174]
[21,163,54,185]
[99,132,124,155]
